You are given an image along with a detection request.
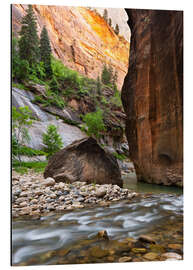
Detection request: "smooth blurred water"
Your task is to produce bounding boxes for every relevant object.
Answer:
[12,192,183,265]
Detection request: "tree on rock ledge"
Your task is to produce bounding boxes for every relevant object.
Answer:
[19,5,39,67]
[40,26,52,78]
[115,24,120,35]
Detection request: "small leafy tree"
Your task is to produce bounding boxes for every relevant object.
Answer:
[42,124,63,158]
[40,26,52,78]
[12,106,33,161]
[82,109,106,139]
[19,5,39,67]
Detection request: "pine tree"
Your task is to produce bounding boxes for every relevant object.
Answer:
[43,124,63,158]
[101,64,113,85]
[40,26,52,78]
[115,24,120,35]
[101,64,110,85]
[97,75,101,95]
[18,5,39,67]
[108,18,112,27]
[113,70,118,86]
[103,9,108,22]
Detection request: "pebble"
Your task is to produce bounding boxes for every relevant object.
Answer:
[30,199,38,204]
[12,170,139,217]
[131,248,147,254]
[96,188,106,198]
[143,252,158,260]
[161,252,182,260]
[118,256,132,262]
[138,235,156,244]
[44,177,55,187]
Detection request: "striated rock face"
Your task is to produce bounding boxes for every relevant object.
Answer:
[122,9,183,186]
[12,4,130,90]
[44,137,122,187]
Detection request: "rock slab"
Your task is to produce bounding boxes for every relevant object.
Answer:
[44,137,122,187]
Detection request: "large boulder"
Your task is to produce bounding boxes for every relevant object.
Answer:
[122,9,183,186]
[44,137,122,187]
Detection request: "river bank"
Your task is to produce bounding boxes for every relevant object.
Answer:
[12,170,140,218]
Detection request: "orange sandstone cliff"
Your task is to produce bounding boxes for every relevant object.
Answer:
[12,4,130,90]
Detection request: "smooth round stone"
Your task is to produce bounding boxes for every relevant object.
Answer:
[118,256,132,263]
[20,191,29,197]
[50,193,57,199]
[58,182,65,189]
[96,188,107,197]
[167,244,182,250]
[34,190,43,196]
[13,189,22,196]
[19,201,28,207]
[16,197,27,203]
[44,177,55,187]
[138,235,156,244]
[58,196,65,201]
[161,252,182,260]
[76,197,84,202]
[89,246,109,258]
[143,252,158,260]
[131,248,147,254]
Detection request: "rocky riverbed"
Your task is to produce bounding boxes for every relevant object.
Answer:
[12,170,139,218]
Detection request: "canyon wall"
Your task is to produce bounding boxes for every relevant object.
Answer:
[122,9,183,186]
[12,4,130,90]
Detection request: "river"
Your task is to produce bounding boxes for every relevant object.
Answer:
[12,178,183,265]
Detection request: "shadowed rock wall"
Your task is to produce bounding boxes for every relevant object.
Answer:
[122,9,183,186]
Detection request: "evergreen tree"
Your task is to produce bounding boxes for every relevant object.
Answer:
[112,70,118,86]
[18,5,39,67]
[40,26,52,78]
[115,24,120,35]
[103,9,108,22]
[96,75,102,95]
[108,18,112,27]
[101,64,114,85]
[101,64,110,85]
[43,124,63,158]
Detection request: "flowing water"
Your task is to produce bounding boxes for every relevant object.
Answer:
[12,180,183,265]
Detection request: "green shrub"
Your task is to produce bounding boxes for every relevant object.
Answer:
[82,109,106,139]
[110,90,122,108]
[42,124,63,158]
[34,88,65,109]
[16,146,47,157]
[78,88,89,97]
[49,76,60,92]
[63,87,76,98]
[101,96,109,105]
[12,161,48,174]
[112,152,127,161]
[51,57,85,89]
[12,82,27,90]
